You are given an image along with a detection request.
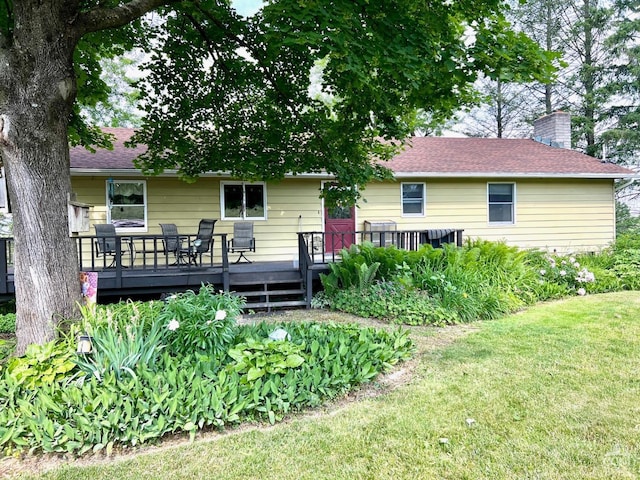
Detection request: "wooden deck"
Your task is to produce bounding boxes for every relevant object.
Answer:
[0,229,463,309]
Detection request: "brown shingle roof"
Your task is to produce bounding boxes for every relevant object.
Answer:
[69,128,635,178]
[386,137,633,177]
[70,128,145,170]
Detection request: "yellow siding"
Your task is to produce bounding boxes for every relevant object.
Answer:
[72,175,616,261]
[72,176,324,262]
[359,178,616,253]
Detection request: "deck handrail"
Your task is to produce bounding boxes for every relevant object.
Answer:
[0,229,463,301]
[299,228,464,265]
[297,233,314,308]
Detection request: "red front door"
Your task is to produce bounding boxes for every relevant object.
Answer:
[324,205,356,253]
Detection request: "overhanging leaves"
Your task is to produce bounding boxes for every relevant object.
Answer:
[127,0,554,205]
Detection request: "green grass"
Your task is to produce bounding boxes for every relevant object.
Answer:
[9,292,640,479]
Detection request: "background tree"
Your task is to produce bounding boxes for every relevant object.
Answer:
[0,0,554,354]
[511,0,566,114]
[80,53,145,128]
[601,0,640,165]
[457,76,535,138]
[458,0,616,155]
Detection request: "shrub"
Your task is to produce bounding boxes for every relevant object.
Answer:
[0,313,15,334]
[158,284,245,357]
[528,251,598,299]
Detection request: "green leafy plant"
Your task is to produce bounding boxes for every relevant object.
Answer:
[158,284,245,357]
[5,340,76,389]
[331,281,458,326]
[529,251,597,298]
[227,337,305,382]
[74,302,166,381]
[0,313,16,334]
[0,320,413,455]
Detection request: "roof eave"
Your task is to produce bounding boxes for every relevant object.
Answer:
[393,172,638,179]
[70,168,335,179]
[70,168,636,180]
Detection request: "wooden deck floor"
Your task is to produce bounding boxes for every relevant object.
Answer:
[93,260,327,301]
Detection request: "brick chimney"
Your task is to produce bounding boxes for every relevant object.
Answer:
[533,111,571,149]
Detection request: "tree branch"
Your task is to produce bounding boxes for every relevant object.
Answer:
[73,0,180,38]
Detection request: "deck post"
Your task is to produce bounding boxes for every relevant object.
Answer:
[0,238,8,294]
[298,233,314,308]
[114,236,123,288]
[221,233,230,291]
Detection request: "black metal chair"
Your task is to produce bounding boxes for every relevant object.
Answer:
[228,221,255,263]
[94,223,129,268]
[161,219,216,266]
[160,223,183,265]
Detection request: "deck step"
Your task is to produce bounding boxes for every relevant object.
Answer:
[230,274,307,311]
[235,288,305,297]
[244,300,308,309]
[230,275,302,286]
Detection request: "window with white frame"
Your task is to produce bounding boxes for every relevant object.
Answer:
[0,168,9,214]
[221,182,266,220]
[488,183,515,224]
[107,180,147,230]
[401,182,426,216]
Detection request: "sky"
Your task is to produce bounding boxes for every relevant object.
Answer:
[233,0,263,17]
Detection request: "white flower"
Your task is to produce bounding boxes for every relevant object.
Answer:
[167,319,180,331]
[214,310,227,321]
[561,260,567,265]
[569,257,576,263]
[559,270,566,276]
[573,262,580,268]
[540,269,546,276]
[206,320,212,325]
[549,260,556,268]
[577,288,586,296]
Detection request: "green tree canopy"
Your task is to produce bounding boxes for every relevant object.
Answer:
[130,0,555,203]
[0,0,555,353]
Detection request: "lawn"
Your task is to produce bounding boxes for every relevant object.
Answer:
[3,291,639,479]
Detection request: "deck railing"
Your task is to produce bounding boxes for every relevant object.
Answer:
[0,229,463,298]
[299,228,464,265]
[75,233,228,272]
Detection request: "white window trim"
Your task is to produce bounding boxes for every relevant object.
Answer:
[401,182,426,217]
[220,181,268,221]
[0,168,9,214]
[487,182,516,225]
[106,179,148,232]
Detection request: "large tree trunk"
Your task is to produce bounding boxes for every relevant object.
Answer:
[0,1,82,355]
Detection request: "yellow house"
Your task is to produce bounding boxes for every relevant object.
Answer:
[68,112,635,262]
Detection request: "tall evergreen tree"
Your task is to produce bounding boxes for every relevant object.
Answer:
[601,0,640,165]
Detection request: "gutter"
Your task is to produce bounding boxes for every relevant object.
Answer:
[71,168,637,181]
[70,169,335,180]
[393,172,638,180]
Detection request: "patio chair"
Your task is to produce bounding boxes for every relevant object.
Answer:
[162,219,217,266]
[94,223,129,268]
[160,223,183,265]
[228,221,255,263]
[185,219,217,265]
